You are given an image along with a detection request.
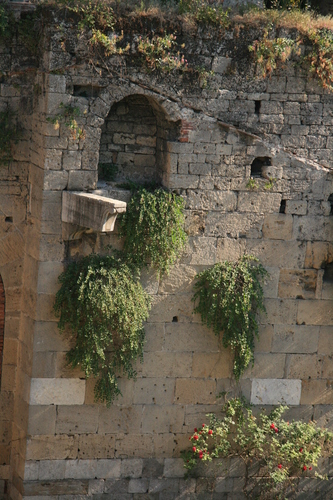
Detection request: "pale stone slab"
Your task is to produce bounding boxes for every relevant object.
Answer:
[251,379,301,405]
[30,378,86,405]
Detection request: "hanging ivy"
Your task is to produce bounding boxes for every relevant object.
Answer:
[119,187,187,276]
[54,253,151,406]
[192,255,268,379]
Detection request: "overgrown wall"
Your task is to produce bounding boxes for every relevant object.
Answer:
[1,10,333,499]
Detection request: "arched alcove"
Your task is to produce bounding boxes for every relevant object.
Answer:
[98,94,179,186]
[0,275,4,387]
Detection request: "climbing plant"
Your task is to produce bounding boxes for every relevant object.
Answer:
[182,397,333,498]
[192,255,268,379]
[54,253,151,406]
[119,187,187,276]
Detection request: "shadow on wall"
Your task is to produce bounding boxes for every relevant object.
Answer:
[98,94,180,186]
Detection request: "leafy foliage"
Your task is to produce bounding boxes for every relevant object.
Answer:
[307,29,333,91]
[54,254,151,406]
[47,103,84,140]
[98,162,119,181]
[192,256,268,379]
[249,31,298,77]
[119,187,187,276]
[183,398,333,498]
[0,4,9,36]
[137,34,188,73]
[178,0,230,27]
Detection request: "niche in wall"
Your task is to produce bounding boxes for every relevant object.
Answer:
[251,157,272,178]
[98,94,179,186]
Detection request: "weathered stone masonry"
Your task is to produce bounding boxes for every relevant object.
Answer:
[1,11,333,499]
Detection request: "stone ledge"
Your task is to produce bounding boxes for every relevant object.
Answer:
[62,191,126,233]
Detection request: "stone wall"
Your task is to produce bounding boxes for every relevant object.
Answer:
[0,12,333,499]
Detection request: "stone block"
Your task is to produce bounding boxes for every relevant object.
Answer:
[266,77,286,93]
[33,321,69,352]
[168,174,199,189]
[297,300,333,326]
[116,434,153,458]
[120,459,143,478]
[175,379,216,404]
[65,459,97,479]
[212,56,231,74]
[23,479,88,496]
[56,405,99,434]
[255,324,273,353]
[237,192,281,214]
[293,216,333,241]
[62,151,82,170]
[148,293,198,324]
[246,239,306,269]
[29,378,86,405]
[24,461,39,481]
[287,354,322,379]
[301,380,333,404]
[305,242,333,269]
[164,322,219,353]
[142,458,164,477]
[186,190,237,211]
[263,298,297,325]
[133,378,175,405]
[191,351,233,378]
[68,171,97,191]
[128,478,149,493]
[148,478,179,493]
[141,405,185,434]
[48,74,66,94]
[27,405,56,436]
[143,323,165,352]
[318,327,333,355]
[272,325,319,353]
[278,269,318,299]
[98,406,142,434]
[216,238,246,262]
[262,214,293,240]
[182,236,217,265]
[262,266,279,299]
[163,459,185,478]
[103,478,129,494]
[251,379,301,405]
[44,149,62,170]
[43,170,68,191]
[95,459,121,479]
[78,434,115,459]
[205,213,263,239]
[38,460,66,480]
[285,200,307,215]
[26,435,78,460]
[141,352,192,378]
[245,353,285,378]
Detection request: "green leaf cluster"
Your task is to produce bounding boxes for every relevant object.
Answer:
[54,254,151,406]
[192,256,268,379]
[119,187,187,276]
[183,397,333,497]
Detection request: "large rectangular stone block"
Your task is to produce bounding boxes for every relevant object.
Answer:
[245,239,306,269]
[30,378,86,405]
[186,191,237,211]
[272,325,319,353]
[244,353,285,378]
[115,435,153,458]
[26,435,78,460]
[56,405,99,434]
[263,299,297,325]
[205,213,263,239]
[251,379,301,405]
[133,378,175,405]
[65,459,97,479]
[237,192,281,214]
[278,269,318,299]
[141,352,192,378]
[164,323,219,352]
[141,406,185,433]
[293,216,333,241]
[287,354,322,379]
[297,300,333,326]
[78,435,115,460]
[27,405,56,436]
[262,214,293,240]
[191,351,233,378]
[98,406,142,434]
[175,379,216,404]
[301,380,333,404]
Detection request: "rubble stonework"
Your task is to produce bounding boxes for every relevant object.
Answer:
[1,12,333,500]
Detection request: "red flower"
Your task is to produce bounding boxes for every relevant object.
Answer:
[299,448,303,453]
[208,430,213,435]
[270,423,275,429]
[192,447,196,452]
[278,464,282,469]
[303,466,307,471]
[194,428,198,432]
[309,466,312,471]
[199,452,203,459]
[274,428,279,433]
[202,424,205,428]
[193,435,199,440]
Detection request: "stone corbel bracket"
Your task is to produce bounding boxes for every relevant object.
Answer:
[62,191,126,237]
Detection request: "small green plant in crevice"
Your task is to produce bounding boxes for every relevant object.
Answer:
[192,256,268,379]
[264,177,276,189]
[178,0,230,27]
[182,397,333,498]
[137,34,188,73]
[54,253,151,406]
[47,103,84,140]
[249,30,298,78]
[119,187,187,276]
[0,109,20,165]
[246,177,259,190]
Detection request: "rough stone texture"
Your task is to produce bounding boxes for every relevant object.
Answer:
[1,10,333,500]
